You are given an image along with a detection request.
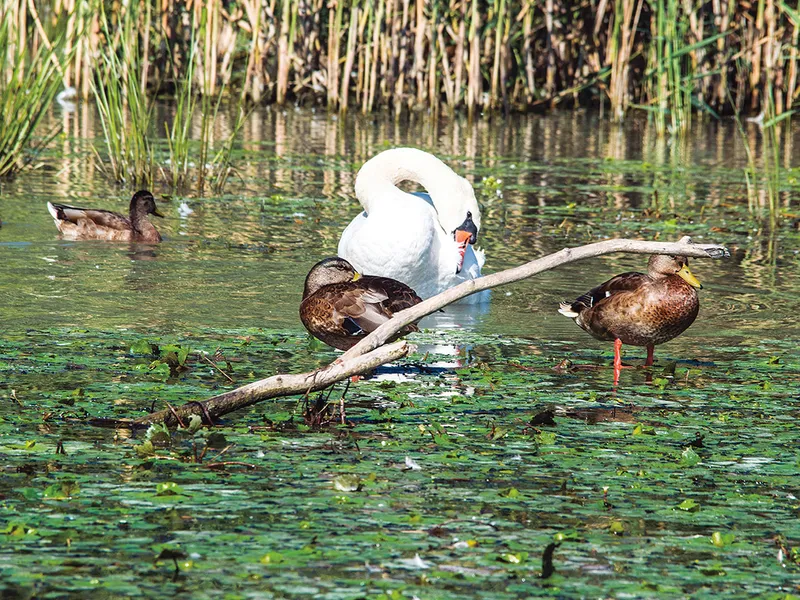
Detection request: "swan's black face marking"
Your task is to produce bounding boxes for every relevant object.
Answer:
[453,211,478,274]
[453,211,478,245]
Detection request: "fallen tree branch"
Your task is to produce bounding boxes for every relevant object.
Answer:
[133,341,410,426]
[133,235,728,426]
[340,235,728,361]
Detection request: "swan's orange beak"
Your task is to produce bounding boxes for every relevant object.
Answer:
[454,229,471,273]
[454,229,473,245]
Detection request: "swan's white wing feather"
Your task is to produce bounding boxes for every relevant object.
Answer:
[339,149,488,304]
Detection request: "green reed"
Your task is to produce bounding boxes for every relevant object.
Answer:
[165,21,199,191]
[0,14,66,178]
[92,5,154,186]
[9,1,800,121]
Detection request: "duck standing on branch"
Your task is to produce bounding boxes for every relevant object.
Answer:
[300,257,423,351]
[558,254,702,386]
[338,148,485,301]
[46,190,164,243]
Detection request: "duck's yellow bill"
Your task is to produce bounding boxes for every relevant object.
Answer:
[352,272,362,281]
[677,264,702,289]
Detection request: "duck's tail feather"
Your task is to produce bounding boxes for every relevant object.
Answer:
[558,302,580,318]
[46,202,61,221]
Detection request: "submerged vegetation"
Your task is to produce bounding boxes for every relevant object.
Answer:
[1,328,799,596]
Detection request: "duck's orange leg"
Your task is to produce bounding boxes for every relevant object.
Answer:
[645,344,654,367]
[613,338,623,386]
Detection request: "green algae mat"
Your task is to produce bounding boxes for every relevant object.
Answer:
[1,327,799,598]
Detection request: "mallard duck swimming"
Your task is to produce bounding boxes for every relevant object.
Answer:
[300,257,423,351]
[558,254,702,385]
[46,190,164,242]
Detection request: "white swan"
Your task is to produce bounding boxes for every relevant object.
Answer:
[337,148,486,302]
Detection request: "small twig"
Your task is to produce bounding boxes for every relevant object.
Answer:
[185,400,216,426]
[206,461,257,469]
[199,352,234,383]
[165,403,186,428]
[214,444,234,459]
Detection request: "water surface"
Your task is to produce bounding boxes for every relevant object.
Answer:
[1,106,799,598]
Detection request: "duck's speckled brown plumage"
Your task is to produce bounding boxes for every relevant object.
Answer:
[47,190,163,242]
[300,257,422,350]
[560,254,700,348]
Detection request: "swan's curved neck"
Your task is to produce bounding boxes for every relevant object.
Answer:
[354,148,459,214]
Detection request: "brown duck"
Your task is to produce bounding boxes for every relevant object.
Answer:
[300,257,422,351]
[558,254,702,385]
[47,190,164,242]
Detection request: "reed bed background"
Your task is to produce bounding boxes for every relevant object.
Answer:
[0,0,796,208]
[3,0,800,119]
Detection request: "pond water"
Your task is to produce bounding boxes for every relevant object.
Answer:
[1,105,799,598]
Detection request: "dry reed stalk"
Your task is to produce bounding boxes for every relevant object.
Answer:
[751,0,766,110]
[438,24,455,108]
[466,0,480,116]
[241,0,263,102]
[360,0,373,113]
[787,1,800,110]
[427,9,438,113]
[353,4,366,105]
[339,5,359,111]
[453,0,466,105]
[384,0,397,106]
[276,0,291,103]
[394,0,410,111]
[712,0,732,107]
[210,0,221,96]
[366,0,384,112]
[522,0,534,102]
[326,0,343,108]
[27,0,68,87]
[2,1,20,84]
[490,0,506,108]
[62,0,74,89]
[218,6,238,86]
[412,0,426,106]
[379,0,391,105]
[544,0,556,96]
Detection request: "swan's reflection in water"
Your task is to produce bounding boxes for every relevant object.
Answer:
[370,293,491,383]
[418,289,491,329]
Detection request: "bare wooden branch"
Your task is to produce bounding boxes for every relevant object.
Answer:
[132,235,727,427]
[134,341,410,426]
